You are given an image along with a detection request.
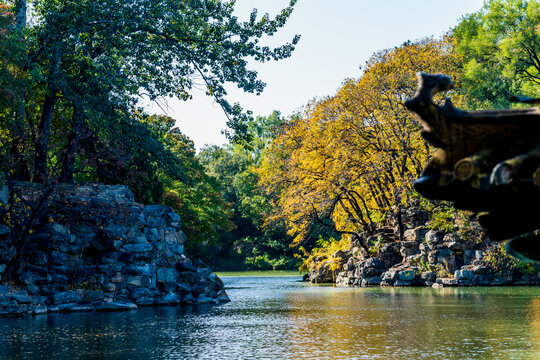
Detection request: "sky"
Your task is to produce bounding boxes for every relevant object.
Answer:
[145,0,486,150]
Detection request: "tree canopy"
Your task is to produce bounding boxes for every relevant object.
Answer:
[197,111,296,270]
[2,0,538,271]
[257,38,464,251]
[453,0,540,108]
[0,0,299,271]
[0,0,300,182]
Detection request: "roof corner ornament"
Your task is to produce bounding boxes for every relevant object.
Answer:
[405,72,540,263]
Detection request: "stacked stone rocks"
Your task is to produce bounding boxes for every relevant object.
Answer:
[308,207,540,287]
[0,183,229,316]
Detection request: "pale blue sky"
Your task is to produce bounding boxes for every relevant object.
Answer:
[146,0,485,149]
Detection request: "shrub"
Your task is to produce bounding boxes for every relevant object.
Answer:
[295,236,350,275]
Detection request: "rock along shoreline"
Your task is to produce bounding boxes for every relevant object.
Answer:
[304,206,540,287]
[0,183,229,317]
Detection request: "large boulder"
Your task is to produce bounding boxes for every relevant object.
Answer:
[378,244,402,268]
[425,230,441,248]
[400,241,420,258]
[403,227,426,242]
[143,204,171,218]
[309,261,335,283]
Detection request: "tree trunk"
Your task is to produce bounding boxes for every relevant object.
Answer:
[60,106,83,182]
[2,177,54,282]
[9,117,30,181]
[34,47,61,183]
[34,94,56,183]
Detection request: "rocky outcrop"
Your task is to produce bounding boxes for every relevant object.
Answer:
[0,183,229,316]
[307,207,540,287]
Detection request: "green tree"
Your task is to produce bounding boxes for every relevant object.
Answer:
[2,0,300,182]
[453,0,540,108]
[0,2,26,176]
[0,3,21,109]
[198,111,296,270]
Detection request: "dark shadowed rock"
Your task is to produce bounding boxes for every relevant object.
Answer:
[122,243,153,253]
[394,280,412,287]
[11,291,32,304]
[48,251,69,265]
[124,264,154,277]
[0,225,10,239]
[157,268,179,283]
[52,291,80,305]
[217,290,231,303]
[454,269,474,281]
[0,183,229,316]
[176,261,198,273]
[143,205,170,218]
[97,302,137,311]
[191,281,215,295]
[19,272,36,285]
[131,288,155,306]
[125,275,151,287]
[361,276,382,286]
[364,257,384,269]
[81,290,104,302]
[182,293,196,304]
[421,271,436,283]
[196,294,217,304]
[156,293,180,305]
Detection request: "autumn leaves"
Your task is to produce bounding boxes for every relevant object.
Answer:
[257,38,464,250]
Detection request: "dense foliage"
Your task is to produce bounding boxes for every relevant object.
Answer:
[257,38,464,252]
[1,0,538,273]
[197,112,297,270]
[1,0,299,179]
[453,0,539,108]
[0,0,298,273]
[256,0,539,271]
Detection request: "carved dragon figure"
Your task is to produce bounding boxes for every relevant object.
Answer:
[405,73,540,263]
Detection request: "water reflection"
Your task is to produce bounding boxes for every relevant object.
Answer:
[0,277,539,359]
[530,298,540,357]
[284,286,540,359]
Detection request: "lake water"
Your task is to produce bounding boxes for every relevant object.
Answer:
[1,273,539,359]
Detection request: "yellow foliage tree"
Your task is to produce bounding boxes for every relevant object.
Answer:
[257,38,465,251]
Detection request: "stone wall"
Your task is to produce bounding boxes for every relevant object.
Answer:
[0,183,229,316]
[306,207,540,287]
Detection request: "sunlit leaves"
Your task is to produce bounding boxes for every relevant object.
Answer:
[3,0,300,181]
[257,38,464,247]
[453,0,540,108]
